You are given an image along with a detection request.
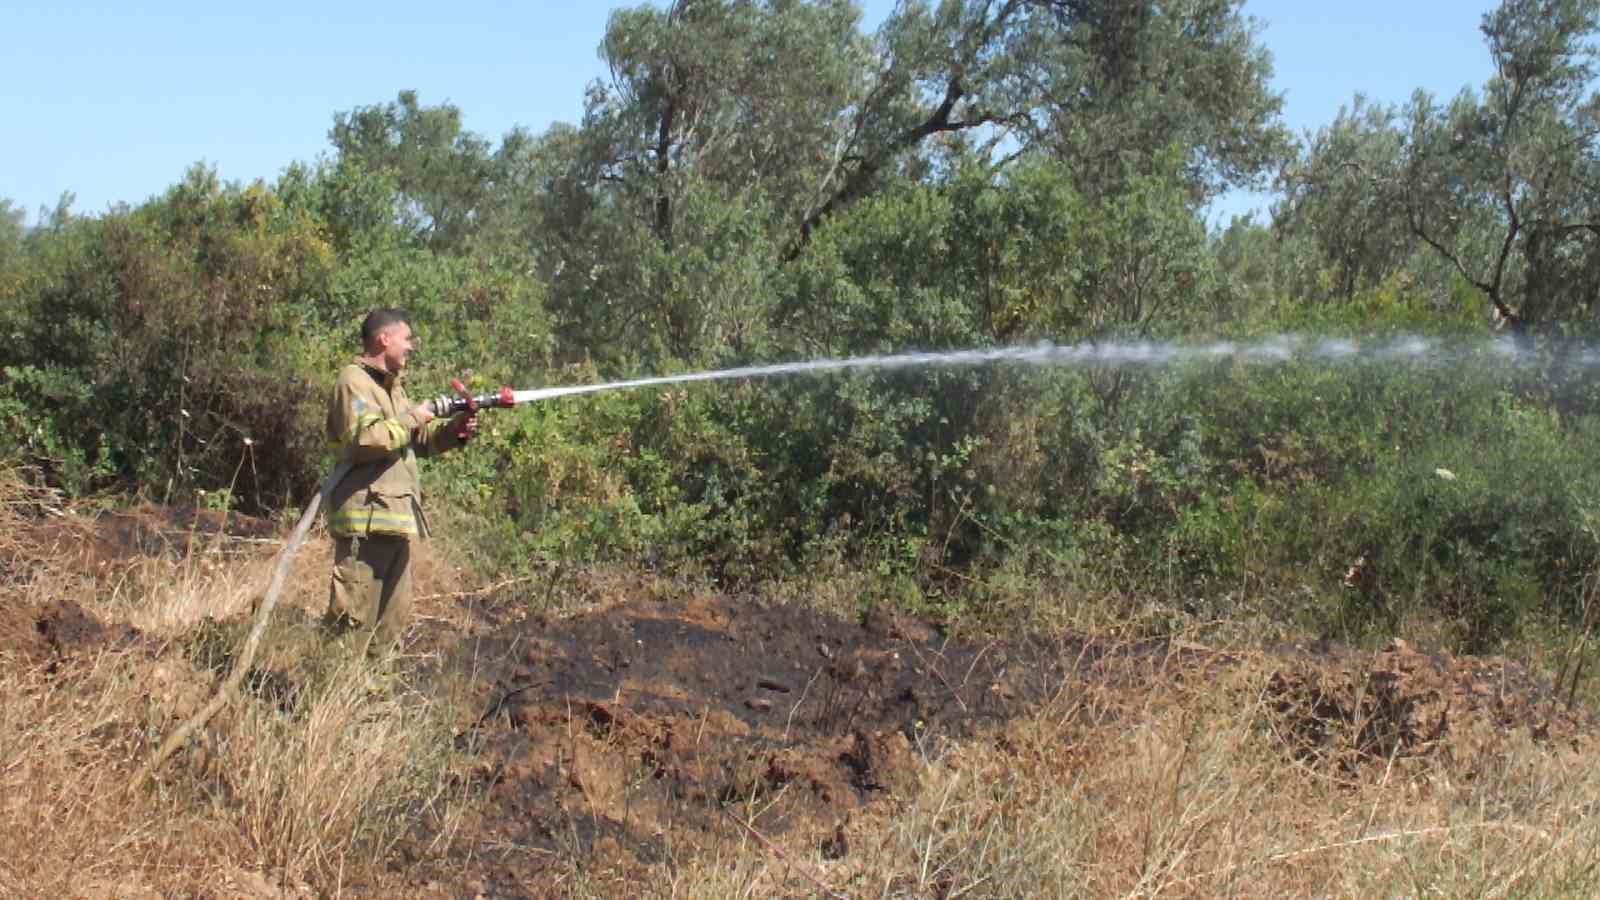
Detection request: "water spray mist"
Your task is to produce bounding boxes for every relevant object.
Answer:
[457,333,1565,410]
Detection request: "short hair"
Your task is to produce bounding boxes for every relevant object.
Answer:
[360,308,410,347]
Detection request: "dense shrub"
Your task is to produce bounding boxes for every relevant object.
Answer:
[0,171,340,506]
[4,153,1600,655]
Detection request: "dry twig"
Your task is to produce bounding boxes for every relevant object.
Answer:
[721,806,849,900]
[414,574,536,604]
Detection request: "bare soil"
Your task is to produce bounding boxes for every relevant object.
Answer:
[403,591,1077,894]
[12,504,277,573]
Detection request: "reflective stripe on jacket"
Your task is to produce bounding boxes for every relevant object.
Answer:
[325,362,461,538]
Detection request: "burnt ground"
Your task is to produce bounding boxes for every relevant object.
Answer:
[385,590,1598,897]
[0,504,274,669]
[405,592,1079,893]
[2,505,1597,898]
[1,502,278,582]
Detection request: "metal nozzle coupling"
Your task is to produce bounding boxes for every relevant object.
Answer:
[427,381,516,417]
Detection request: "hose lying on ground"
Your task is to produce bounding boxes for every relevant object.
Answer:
[132,462,353,789]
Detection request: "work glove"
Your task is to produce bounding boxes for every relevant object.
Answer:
[452,412,480,443]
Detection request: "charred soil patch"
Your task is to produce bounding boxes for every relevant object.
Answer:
[3,504,276,580]
[0,597,149,671]
[390,594,1600,895]
[408,593,1080,892]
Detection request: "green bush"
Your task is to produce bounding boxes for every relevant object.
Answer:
[1094,339,1600,650]
[5,144,1599,659]
[0,366,115,493]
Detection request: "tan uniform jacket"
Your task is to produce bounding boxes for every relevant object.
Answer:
[325,362,461,537]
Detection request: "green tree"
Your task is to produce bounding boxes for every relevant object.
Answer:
[783,154,1087,351]
[534,0,866,361]
[1036,0,1291,202]
[0,199,23,277]
[795,0,1288,248]
[1212,215,1291,322]
[584,0,868,245]
[1398,0,1600,329]
[1065,154,1217,337]
[1274,97,1414,301]
[0,166,340,504]
[524,0,1291,363]
[330,91,538,254]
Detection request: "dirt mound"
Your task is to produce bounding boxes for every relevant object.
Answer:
[1264,638,1593,779]
[9,505,276,576]
[0,598,49,662]
[0,597,142,669]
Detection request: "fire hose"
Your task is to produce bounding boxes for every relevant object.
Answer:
[136,377,518,787]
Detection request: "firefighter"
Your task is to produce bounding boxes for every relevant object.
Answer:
[324,308,477,655]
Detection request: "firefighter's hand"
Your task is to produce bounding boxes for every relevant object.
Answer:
[453,412,479,442]
[409,402,436,426]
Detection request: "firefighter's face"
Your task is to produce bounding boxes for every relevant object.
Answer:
[378,322,416,372]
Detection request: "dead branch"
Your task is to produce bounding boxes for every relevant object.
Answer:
[413,574,537,604]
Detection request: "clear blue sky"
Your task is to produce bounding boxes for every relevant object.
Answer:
[2,1,1496,227]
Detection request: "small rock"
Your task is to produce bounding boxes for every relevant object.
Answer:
[745,697,774,713]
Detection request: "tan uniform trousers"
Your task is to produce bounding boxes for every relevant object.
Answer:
[327,534,413,656]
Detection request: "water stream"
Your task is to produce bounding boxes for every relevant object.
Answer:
[511,334,1583,404]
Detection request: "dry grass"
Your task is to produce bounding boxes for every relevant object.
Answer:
[654,646,1600,899]
[0,651,204,898]
[0,647,468,897]
[223,661,463,882]
[0,470,470,897]
[4,463,1600,898]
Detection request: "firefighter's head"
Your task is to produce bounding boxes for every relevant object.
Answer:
[360,308,417,373]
